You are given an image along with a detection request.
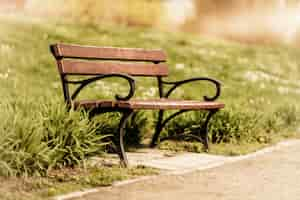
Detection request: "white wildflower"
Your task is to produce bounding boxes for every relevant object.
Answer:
[244,71,259,82]
[175,63,185,70]
[278,86,289,94]
[0,73,8,79]
[0,44,13,53]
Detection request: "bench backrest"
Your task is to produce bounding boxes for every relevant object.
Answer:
[50,43,168,103]
[50,44,168,76]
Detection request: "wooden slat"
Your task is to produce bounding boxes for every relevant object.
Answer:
[51,44,167,62]
[58,60,169,76]
[74,99,225,110]
[117,99,225,110]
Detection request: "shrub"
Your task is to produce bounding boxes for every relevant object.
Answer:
[41,102,109,168]
[0,98,51,176]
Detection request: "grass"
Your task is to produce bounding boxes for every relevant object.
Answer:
[0,165,158,200]
[159,130,300,156]
[0,14,300,198]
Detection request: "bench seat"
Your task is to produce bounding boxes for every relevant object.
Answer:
[74,99,225,110]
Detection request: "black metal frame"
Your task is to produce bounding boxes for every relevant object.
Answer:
[117,109,134,167]
[150,77,221,149]
[59,73,221,167]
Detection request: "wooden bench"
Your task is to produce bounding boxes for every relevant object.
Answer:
[50,43,225,167]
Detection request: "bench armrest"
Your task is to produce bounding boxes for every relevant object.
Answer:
[66,73,136,101]
[161,77,221,101]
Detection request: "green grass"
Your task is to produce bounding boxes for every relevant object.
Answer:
[0,15,300,177]
[159,130,300,156]
[0,165,158,200]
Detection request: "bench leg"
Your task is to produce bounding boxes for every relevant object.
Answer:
[118,110,134,167]
[151,110,190,147]
[201,109,218,151]
[150,110,164,147]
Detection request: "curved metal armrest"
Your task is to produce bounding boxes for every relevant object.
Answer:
[67,73,136,101]
[162,77,221,101]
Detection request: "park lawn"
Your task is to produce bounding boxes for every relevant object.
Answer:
[0,15,300,199]
[1,16,300,108]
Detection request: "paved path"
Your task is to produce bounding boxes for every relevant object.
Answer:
[68,140,300,200]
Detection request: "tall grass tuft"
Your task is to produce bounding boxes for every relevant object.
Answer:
[41,102,109,168]
[0,98,109,176]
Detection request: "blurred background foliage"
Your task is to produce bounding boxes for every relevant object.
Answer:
[2,0,300,45]
[20,0,163,27]
[63,0,163,27]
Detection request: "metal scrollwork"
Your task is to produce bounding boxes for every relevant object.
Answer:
[150,77,222,147]
[162,77,221,101]
[66,73,135,101]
